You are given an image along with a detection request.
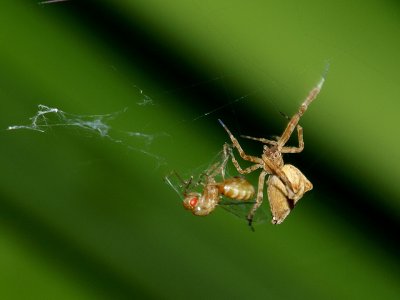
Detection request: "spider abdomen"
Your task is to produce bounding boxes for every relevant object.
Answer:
[267,164,313,224]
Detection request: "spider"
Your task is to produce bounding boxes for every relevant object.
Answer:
[219,76,325,225]
[165,144,255,216]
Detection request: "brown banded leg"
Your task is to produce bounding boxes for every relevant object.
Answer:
[281,125,304,153]
[247,170,267,227]
[240,135,278,145]
[228,147,263,174]
[220,119,263,172]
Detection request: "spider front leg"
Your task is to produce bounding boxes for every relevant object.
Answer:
[219,119,264,172]
[227,145,263,174]
[239,135,278,146]
[278,76,325,148]
[239,125,304,154]
[281,125,304,153]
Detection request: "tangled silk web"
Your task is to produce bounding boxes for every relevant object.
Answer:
[7,104,167,167]
[39,0,70,4]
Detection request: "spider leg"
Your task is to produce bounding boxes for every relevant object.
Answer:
[247,170,267,227]
[281,125,304,153]
[219,119,264,174]
[278,76,324,148]
[229,148,263,174]
[240,135,277,145]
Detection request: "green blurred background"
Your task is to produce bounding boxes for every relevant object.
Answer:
[1,0,400,299]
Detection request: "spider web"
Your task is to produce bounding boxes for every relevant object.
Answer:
[7,101,267,225]
[7,104,168,168]
[27,0,320,228]
[39,0,70,4]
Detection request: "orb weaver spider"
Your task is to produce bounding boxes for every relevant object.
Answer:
[219,75,325,225]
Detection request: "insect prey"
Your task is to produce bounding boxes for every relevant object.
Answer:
[165,144,255,216]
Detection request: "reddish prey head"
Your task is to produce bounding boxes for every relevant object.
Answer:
[183,192,200,212]
[183,191,218,216]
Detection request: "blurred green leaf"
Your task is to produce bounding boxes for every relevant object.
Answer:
[0,0,400,299]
